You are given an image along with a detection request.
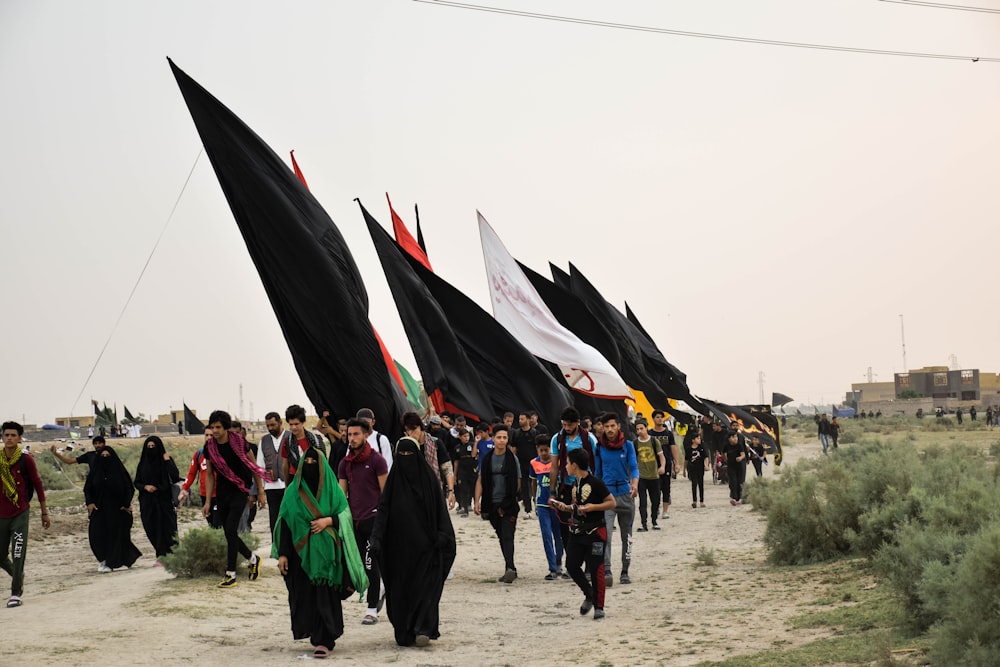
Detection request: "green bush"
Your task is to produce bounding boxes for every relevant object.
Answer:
[926,524,1000,665]
[161,526,260,578]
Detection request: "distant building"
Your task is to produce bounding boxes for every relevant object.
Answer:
[895,366,980,402]
[54,415,97,428]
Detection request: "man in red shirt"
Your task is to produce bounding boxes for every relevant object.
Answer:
[178,427,217,526]
[338,418,388,625]
[1,421,50,608]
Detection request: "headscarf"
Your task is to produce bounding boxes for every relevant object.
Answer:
[136,436,171,491]
[389,437,444,527]
[86,447,135,508]
[0,446,23,506]
[272,447,368,592]
[204,430,266,493]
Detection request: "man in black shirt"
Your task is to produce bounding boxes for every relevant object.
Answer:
[550,447,615,620]
[203,410,267,588]
[508,411,537,518]
[724,430,746,506]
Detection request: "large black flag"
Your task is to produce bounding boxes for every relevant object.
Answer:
[363,204,574,428]
[709,400,777,451]
[565,264,675,411]
[183,403,205,436]
[169,60,402,435]
[624,302,709,418]
[123,405,136,423]
[361,202,494,422]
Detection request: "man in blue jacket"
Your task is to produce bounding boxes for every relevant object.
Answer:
[594,412,639,587]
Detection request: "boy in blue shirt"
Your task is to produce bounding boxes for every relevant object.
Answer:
[530,436,565,580]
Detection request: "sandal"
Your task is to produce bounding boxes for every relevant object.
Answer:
[312,645,331,659]
[6,596,22,608]
[361,614,378,625]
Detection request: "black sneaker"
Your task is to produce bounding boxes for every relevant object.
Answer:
[594,609,606,620]
[217,575,238,589]
[652,524,661,531]
[499,569,517,584]
[560,571,571,580]
[620,573,631,585]
[637,526,648,532]
[605,574,613,588]
[544,572,559,581]
[248,556,260,581]
[580,598,594,615]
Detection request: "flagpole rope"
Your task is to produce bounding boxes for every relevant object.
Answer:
[67,149,204,418]
[413,0,999,63]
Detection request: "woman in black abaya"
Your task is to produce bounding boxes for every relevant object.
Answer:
[371,436,456,648]
[134,436,180,560]
[272,447,367,659]
[85,447,141,572]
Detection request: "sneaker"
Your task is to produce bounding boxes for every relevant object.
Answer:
[560,571,571,580]
[361,615,378,625]
[692,503,697,509]
[637,526,648,532]
[217,575,238,588]
[594,608,606,620]
[544,572,559,581]
[414,634,430,647]
[248,555,260,581]
[6,596,21,608]
[605,574,613,588]
[652,524,661,531]
[97,564,112,574]
[700,502,706,508]
[580,598,594,615]
[620,573,631,585]
[663,512,670,519]
[500,569,517,584]
[97,561,107,572]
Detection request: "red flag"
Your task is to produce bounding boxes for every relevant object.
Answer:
[387,193,432,271]
[290,150,309,190]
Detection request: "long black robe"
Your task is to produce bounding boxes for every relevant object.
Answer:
[371,438,456,647]
[84,447,141,569]
[276,519,344,649]
[134,437,181,557]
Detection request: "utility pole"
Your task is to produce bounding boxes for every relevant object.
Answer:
[899,314,907,373]
[757,371,765,404]
[239,383,244,420]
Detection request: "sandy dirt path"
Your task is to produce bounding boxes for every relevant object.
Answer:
[4,437,827,666]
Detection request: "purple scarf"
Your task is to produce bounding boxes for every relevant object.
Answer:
[205,431,267,493]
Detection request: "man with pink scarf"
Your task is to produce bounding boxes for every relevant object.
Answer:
[203,410,267,588]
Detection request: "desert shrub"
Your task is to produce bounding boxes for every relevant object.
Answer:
[161,526,260,577]
[926,524,1000,665]
[32,454,76,491]
[694,545,717,566]
[990,440,1000,458]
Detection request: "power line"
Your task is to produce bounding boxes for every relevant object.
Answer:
[68,149,203,417]
[878,0,1000,14]
[414,0,998,62]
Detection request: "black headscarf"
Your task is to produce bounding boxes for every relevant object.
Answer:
[86,446,135,508]
[136,436,171,492]
[301,446,321,498]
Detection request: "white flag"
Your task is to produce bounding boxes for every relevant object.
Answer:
[478,211,632,400]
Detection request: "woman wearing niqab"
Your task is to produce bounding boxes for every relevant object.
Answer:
[371,436,456,647]
[85,446,141,571]
[134,436,180,559]
[272,446,368,659]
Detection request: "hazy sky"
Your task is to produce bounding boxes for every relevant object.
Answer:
[2,1,998,425]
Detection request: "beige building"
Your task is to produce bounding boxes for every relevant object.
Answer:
[54,415,97,428]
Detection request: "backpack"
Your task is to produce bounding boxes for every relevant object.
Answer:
[371,430,391,458]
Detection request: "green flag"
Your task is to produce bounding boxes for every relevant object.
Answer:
[394,361,426,411]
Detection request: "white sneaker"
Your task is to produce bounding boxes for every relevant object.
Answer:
[97,564,112,573]
[525,512,534,520]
